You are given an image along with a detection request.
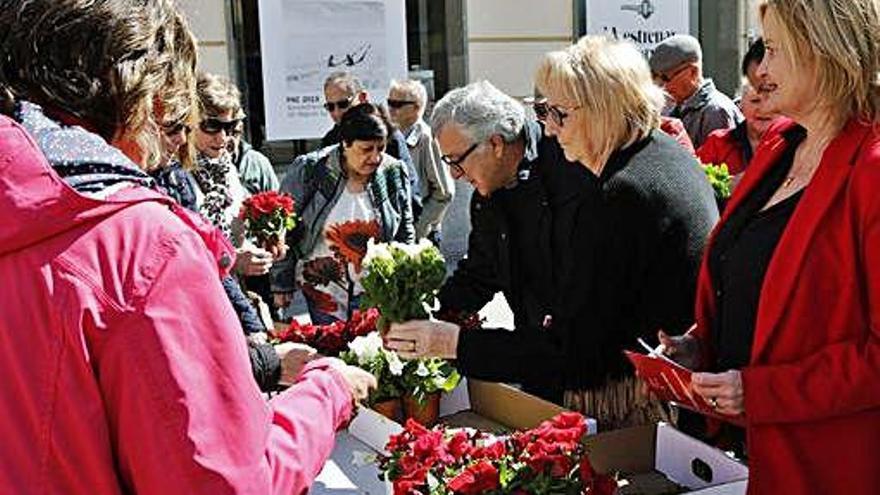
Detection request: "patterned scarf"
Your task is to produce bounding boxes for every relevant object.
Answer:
[191,152,235,239]
[14,101,154,195]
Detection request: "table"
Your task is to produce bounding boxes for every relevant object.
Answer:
[309,431,386,494]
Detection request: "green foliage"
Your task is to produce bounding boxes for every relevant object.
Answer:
[703,162,732,199]
[361,240,448,329]
[400,358,461,404]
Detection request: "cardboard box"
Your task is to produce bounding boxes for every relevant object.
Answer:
[347,378,575,452]
[584,423,748,494]
[347,379,747,495]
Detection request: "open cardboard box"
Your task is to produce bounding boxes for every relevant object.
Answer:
[347,379,747,494]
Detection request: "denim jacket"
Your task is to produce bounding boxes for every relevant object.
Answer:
[270,144,415,292]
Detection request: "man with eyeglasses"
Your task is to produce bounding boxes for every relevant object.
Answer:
[649,34,742,148]
[319,71,421,215]
[383,81,595,403]
[387,79,455,245]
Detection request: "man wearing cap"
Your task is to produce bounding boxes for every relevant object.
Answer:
[649,34,742,149]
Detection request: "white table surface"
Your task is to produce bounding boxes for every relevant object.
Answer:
[309,431,386,494]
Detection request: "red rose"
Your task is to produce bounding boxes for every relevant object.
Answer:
[448,460,499,495]
[471,440,506,461]
[446,431,472,459]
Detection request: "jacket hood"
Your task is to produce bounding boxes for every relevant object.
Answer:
[0,102,155,254]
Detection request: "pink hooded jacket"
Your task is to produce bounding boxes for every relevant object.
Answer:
[0,112,352,494]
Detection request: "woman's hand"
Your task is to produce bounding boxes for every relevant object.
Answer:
[324,358,377,403]
[692,370,745,416]
[384,320,460,360]
[235,245,273,276]
[658,330,701,369]
[275,342,318,385]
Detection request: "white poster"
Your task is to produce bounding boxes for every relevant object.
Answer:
[585,0,690,58]
[259,0,408,140]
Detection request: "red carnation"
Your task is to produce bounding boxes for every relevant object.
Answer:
[448,460,499,495]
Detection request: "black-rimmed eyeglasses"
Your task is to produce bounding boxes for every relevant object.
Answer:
[441,142,480,176]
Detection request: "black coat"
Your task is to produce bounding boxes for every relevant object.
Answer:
[442,128,718,403]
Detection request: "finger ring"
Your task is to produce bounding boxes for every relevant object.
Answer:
[409,341,418,353]
[710,397,719,408]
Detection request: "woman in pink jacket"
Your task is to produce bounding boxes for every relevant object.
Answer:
[0,1,375,494]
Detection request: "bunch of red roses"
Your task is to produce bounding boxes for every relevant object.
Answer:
[239,191,296,246]
[379,412,617,495]
[273,307,379,356]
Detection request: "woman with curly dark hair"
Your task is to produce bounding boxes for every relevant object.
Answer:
[0,1,374,493]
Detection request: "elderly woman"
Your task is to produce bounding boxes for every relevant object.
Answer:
[272,103,414,324]
[0,1,374,493]
[697,79,778,178]
[388,37,718,430]
[659,1,880,493]
[533,36,718,428]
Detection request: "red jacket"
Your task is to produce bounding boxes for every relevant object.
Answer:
[0,114,353,493]
[696,126,748,175]
[660,116,696,154]
[693,118,880,494]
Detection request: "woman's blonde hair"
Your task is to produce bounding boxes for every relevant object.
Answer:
[535,35,664,166]
[0,0,198,170]
[760,0,880,122]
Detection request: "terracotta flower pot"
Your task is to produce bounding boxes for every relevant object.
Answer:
[371,398,403,422]
[403,393,441,426]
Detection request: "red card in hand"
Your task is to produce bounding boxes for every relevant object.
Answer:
[625,350,746,427]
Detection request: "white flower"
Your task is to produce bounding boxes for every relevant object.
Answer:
[347,332,383,363]
[386,350,405,376]
[416,361,430,377]
[397,238,434,259]
[362,239,393,267]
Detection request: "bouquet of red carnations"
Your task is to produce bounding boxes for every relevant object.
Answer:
[379,412,617,495]
[273,307,379,356]
[239,190,296,247]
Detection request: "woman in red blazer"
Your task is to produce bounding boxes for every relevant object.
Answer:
[658,1,880,493]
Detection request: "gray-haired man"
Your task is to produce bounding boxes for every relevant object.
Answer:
[384,81,593,403]
[388,79,455,243]
[650,34,743,149]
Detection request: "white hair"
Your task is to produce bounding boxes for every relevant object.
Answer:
[390,79,429,111]
[430,80,525,143]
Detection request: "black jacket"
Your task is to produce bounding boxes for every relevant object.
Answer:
[443,128,718,402]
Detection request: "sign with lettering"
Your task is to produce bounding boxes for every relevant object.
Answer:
[585,0,690,58]
[259,0,407,140]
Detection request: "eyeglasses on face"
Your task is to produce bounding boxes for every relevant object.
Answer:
[161,120,191,137]
[199,118,241,135]
[441,142,480,176]
[323,97,353,112]
[653,64,691,84]
[387,99,417,109]
[527,97,576,127]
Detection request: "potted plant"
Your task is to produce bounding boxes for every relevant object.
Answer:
[400,358,461,426]
[340,332,406,421]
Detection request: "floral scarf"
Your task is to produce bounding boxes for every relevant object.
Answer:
[192,152,235,239]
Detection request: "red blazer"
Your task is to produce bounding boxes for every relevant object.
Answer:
[696,126,748,175]
[692,118,880,494]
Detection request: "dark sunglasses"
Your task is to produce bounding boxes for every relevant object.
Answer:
[323,97,353,112]
[161,121,191,136]
[387,99,417,109]
[199,118,241,135]
[441,142,480,176]
[653,64,691,83]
